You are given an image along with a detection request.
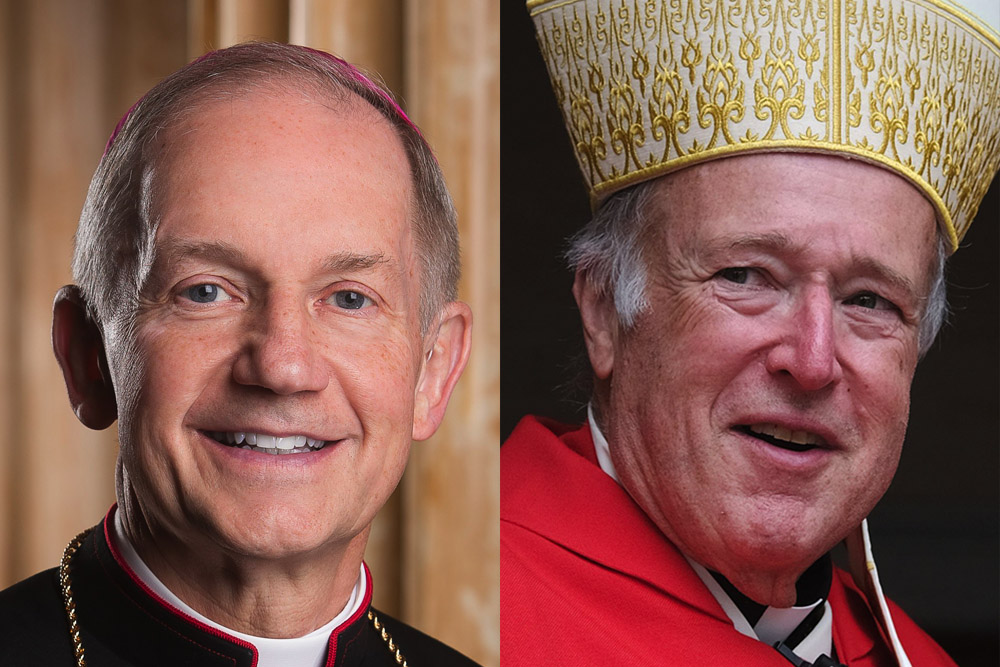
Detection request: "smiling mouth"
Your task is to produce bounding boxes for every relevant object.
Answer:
[204,431,330,455]
[738,424,827,453]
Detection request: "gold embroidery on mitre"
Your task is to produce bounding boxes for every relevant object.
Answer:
[528,0,1000,250]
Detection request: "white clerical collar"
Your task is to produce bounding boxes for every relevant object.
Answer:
[112,509,365,667]
[586,407,833,661]
[587,404,619,483]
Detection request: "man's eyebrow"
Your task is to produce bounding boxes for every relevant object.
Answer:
[153,239,247,270]
[698,231,793,259]
[321,251,391,273]
[849,255,919,300]
[152,240,392,274]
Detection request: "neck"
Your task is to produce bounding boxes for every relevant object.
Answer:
[716,568,802,608]
[116,497,367,639]
[712,554,832,618]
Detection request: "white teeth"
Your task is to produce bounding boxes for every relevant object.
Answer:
[212,431,327,453]
[748,423,825,446]
[278,435,307,450]
[272,436,307,450]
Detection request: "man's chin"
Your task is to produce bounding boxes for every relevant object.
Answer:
[203,508,369,563]
[677,515,848,604]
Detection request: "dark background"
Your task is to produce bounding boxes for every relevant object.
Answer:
[500,2,999,664]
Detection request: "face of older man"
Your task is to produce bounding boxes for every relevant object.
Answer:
[577,153,938,605]
[104,89,437,560]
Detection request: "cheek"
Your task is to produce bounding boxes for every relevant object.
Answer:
[848,340,916,427]
[624,288,729,375]
[139,322,232,399]
[331,334,422,429]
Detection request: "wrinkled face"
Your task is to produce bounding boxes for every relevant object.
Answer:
[109,90,428,559]
[598,154,938,583]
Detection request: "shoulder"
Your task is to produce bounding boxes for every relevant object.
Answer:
[502,415,583,453]
[372,609,482,667]
[0,568,76,665]
[502,416,593,490]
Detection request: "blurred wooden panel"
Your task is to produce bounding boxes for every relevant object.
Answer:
[9,0,117,577]
[105,0,189,110]
[288,0,403,95]
[187,0,220,57]
[189,0,289,53]
[0,0,13,583]
[402,1,500,666]
[218,0,288,45]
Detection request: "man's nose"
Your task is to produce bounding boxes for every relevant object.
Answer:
[764,285,843,391]
[232,297,330,395]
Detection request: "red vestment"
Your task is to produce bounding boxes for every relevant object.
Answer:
[501,416,957,666]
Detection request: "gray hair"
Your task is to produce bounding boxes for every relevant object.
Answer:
[568,180,949,358]
[74,42,459,335]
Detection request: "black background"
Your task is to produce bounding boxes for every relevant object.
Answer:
[500,2,1000,663]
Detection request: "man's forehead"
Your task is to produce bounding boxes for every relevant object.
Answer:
[139,87,416,281]
[165,85,395,151]
[650,153,936,228]
[149,87,411,211]
[642,153,940,282]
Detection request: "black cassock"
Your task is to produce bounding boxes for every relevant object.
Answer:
[0,511,478,666]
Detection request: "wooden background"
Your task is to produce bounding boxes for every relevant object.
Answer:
[0,1,499,665]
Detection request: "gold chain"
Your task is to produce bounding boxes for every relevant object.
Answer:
[60,528,93,667]
[367,610,409,666]
[60,530,406,666]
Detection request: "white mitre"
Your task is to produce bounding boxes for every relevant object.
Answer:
[528,0,1000,250]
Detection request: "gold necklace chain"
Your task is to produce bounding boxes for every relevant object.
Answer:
[60,528,92,667]
[59,530,408,666]
[367,610,410,666]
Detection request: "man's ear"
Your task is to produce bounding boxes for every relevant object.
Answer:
[52,285,117,430]
[572,269,617,380]
[412,301,473,441]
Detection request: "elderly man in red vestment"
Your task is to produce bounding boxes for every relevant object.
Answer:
[502,0,1000,665]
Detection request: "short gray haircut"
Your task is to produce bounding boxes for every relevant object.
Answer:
[568,180,949,358]
[74,42,459,334]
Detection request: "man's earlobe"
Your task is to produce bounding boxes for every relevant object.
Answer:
[572,270,617,380]
[52,286,117,430]
[412,302,473,441]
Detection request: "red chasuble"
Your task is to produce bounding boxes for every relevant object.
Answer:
[501,416,957,666]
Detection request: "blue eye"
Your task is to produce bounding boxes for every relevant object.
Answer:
[331,290,371,310]
[184,284,229,303]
